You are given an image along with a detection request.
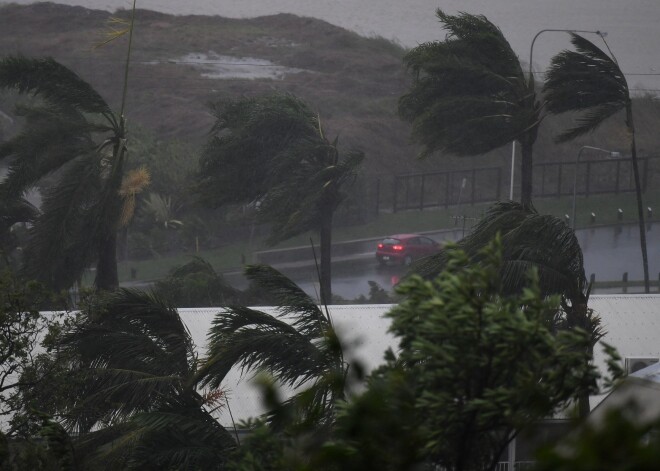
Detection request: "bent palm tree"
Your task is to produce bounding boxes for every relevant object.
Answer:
[59,288,235,469]
[197,264,346,429]
[414,201,587,300]
[543,34,650,293]
[399,10,540,207]
[0,57,147,290]
[197,93,363,304]
[413,201,601,416]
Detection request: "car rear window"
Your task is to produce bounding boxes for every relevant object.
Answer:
[381,238,401,245]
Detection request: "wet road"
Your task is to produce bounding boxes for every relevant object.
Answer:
[272,223,660,300]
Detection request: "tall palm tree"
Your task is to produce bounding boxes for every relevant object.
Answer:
[197,264,346,429]
[58,288,235,469]
[0,57,148,291]
[197,93,363,304]
[399,10,540,207]
[543,33,650,293]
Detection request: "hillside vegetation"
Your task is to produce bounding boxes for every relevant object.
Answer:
[0,2,658,182]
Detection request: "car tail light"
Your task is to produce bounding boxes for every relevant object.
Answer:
[392,245,404,251]
[377,243,383,249]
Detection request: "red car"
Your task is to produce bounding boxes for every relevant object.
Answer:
[375,234,441,266]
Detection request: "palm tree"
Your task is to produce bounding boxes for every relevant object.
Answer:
[543,33,650,293]
[415,201,587,299]
[0,3,143,292]
[197,264,346,429]
[399,10,540,207]
[197,93,363,304]
[0,57,148,291]
[58,288,235,469]
[412,201,602,417]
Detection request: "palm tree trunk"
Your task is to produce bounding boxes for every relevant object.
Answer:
[519,138,534,208]
[319,207,333,305]
[96,232,119,291]
[567,293,593,419]
[627,104,650,293]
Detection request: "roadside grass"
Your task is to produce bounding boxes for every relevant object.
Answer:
[116,189,658,284]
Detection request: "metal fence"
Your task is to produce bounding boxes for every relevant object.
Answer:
[388,155,658,213]
[392,167,502,212]
[533,156,649,198]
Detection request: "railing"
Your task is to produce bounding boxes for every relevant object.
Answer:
[388,155,657,213]
[392,167,502,212]
[534,157,648,198]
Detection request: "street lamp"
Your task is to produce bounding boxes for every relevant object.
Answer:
[571,145,617,229]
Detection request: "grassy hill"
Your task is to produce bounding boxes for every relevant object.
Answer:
[0,2,658,180]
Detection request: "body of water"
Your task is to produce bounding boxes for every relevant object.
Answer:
[6,0,660,90]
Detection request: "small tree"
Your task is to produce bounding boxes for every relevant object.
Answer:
[0,273,58,436]
[387,238,598,471]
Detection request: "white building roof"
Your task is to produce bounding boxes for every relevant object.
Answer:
[178,294,660,427]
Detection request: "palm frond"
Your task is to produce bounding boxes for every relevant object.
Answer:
[0,56,112,116]
[94,16,132,49]
[399,11,536,159]
[199,305,328,390]
[543,34,628,141]
[21,154,102,289]
[60,289,197,431]
[129,406,235,470]
[412,202,586,298]
[0,105,100,197]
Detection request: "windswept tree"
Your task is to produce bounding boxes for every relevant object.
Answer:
[412,201,602,416]
[386,239,600,471]
[543,33,650,293]
[399,10,540,207]
[197,93,363,304]
[0,3,143,291]
[58,289,235,469]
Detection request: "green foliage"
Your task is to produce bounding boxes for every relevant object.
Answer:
[225,240,603,471]
[0,56,131,290]
[399,10,537,158]
[152,256,242,307]
[198,264,346,429]
[0,271,67,435]
[535,402,660,471]
[56,288,235,469]
[544,34,628,142]
[386,238,598,471]
[198,93,363,245]
[197,92,363,302]
[413,201,587,300]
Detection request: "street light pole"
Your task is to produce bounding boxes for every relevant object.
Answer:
[572,146,616,229]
